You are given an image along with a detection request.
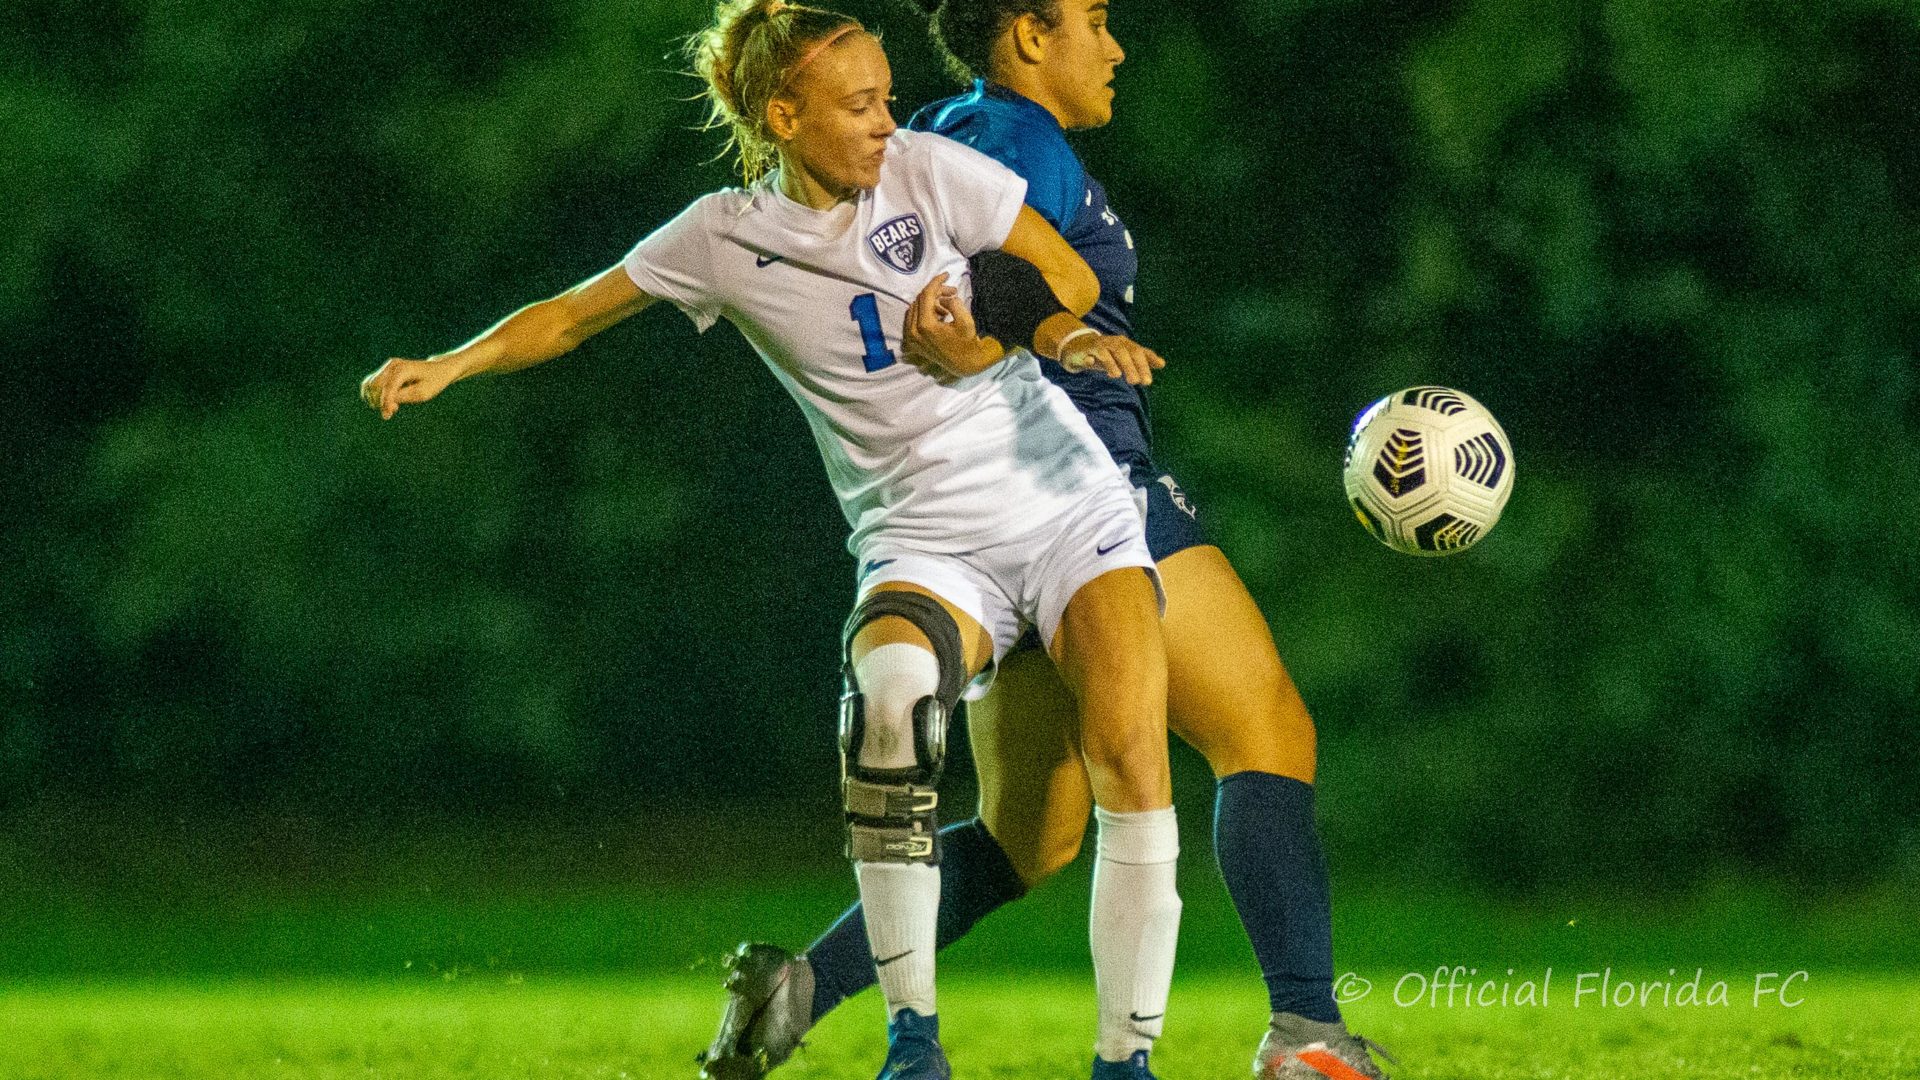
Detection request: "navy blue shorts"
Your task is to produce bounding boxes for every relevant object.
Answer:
[1133,464,1209,563]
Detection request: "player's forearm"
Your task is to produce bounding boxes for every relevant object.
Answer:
[436,299,580,380]
[1036,262,1098,319]
[998,205,1099,317]
[1033,312,1092,363]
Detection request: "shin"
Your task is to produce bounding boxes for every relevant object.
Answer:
[840,592,969,1019]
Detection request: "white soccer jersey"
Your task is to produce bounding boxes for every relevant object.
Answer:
[623,128,1123,555]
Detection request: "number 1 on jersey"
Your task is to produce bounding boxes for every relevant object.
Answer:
[849,293,896,373]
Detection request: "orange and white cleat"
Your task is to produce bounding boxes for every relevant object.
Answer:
[1253,1014,1397,1080]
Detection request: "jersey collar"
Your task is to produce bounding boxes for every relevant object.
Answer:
[755,166,868,228]
[976,79,1065,134]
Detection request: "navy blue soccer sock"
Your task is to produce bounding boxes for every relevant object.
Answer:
[1214,771,1342,1024]
[805,817,1030,1026]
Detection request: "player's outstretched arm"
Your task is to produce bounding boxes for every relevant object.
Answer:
[359,264,658,420]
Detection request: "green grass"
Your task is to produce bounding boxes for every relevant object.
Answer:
[5,810,1916,1076]
[2,973,1915,1079]
[6,861,1917,980]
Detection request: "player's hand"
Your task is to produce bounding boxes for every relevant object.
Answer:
[900,273,1001,384]
[359,357,462,420]
[1061,334,1165,386]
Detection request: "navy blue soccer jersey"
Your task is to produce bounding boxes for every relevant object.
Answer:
[910,81,1152,475]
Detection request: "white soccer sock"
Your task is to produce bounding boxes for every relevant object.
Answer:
[1090,805,1182,1062]
[856,860,939,1017]
[851,643,944,1018]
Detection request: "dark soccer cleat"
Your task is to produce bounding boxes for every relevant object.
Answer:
[875,1008,950,1080]
[1254,1013,1397,1080]
[696,943,815,1080]
[1091,1049,1161,1079]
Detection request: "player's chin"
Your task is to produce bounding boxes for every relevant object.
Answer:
[1077,94,1115,128]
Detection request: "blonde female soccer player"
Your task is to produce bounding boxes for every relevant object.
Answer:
[704,3,1397,1079]
[359,3,1184,1078]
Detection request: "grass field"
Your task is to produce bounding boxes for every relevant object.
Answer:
[5,810,1916,1077]
[3,972,1915,1079]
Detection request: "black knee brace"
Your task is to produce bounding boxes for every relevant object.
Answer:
[839,592,969,864]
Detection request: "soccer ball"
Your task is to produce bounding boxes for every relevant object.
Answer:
[1343,386,1514,556]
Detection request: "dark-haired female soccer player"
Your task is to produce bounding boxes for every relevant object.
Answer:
[359,3,1190,1078]
[702,2,1396,1079]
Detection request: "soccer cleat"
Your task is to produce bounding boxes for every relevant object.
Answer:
[1254,1013,1397,1080]
[1091,1049,1161,1079]
[696,943,815,1080]
[876,1008,951,1080]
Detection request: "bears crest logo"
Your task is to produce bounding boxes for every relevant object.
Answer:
[867,214,926,274]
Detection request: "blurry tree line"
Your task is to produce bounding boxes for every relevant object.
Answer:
[2,0,1915,893]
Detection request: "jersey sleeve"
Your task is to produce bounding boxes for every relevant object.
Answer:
[924,111,1087,232]
[622,196,723,332]
[913,132,1031,257]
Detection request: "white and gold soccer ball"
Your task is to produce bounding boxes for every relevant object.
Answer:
[1343,386,1514,556]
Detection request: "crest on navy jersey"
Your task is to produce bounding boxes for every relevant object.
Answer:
[867,214,926,274]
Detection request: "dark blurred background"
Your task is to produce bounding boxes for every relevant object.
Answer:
[3,0,1917,977]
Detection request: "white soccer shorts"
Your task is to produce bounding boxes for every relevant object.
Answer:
[852,477,1165,701]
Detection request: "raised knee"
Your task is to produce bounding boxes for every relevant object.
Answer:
[996,829,1083,887]
[1234,652,1304,720]
[1031,835,1084,882]
[1201,696,1315,758]
[1173,657,1319,779]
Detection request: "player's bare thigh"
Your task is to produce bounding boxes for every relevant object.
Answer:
[969,545,1311,882]
[968,645,1092,886]
[1158,544,1317,782]
[848,581,996,672]
[968,544,1313,871]
[1048,566,1172,813]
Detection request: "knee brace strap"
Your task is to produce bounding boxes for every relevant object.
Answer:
[842,591,969,713]
[840,592,971,865]
[844,775,939,819]
[839,695,945,865]
[847,818,939,862]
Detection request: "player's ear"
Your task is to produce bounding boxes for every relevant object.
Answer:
[1008,12,1049,65]
[767,93,801,142]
